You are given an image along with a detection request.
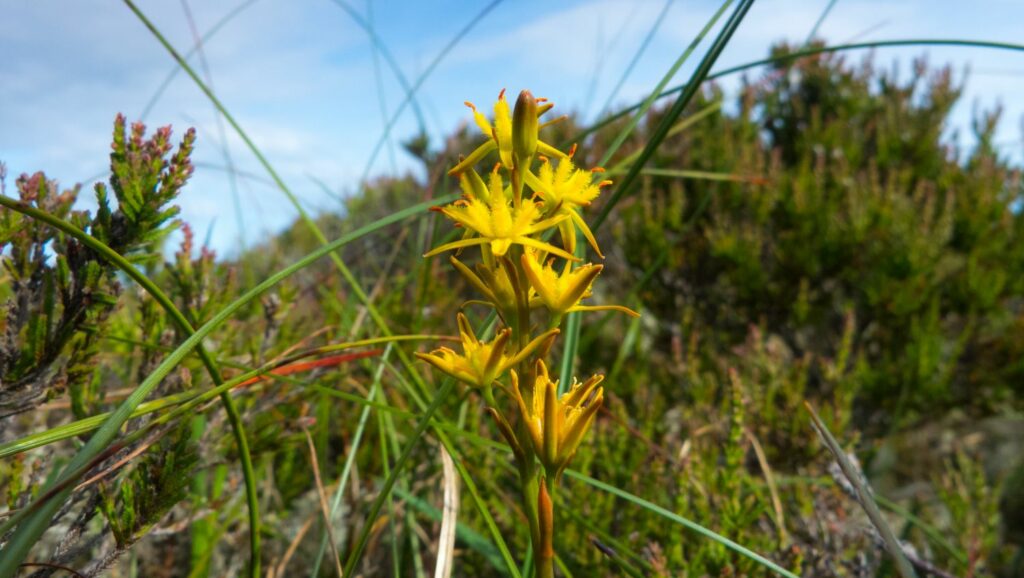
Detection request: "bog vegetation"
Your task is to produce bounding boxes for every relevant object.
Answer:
[1,40,1023,577]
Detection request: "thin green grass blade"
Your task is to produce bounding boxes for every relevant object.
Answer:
[0,194,262,577]
[355,0,504,186]
[0,193,451,578]
[366,0,398,172]
[592,0,757,229]
[595,0,732,167]
[325,0,427,138]
[124,0,438,410]
[574,39,1024,145]
[805,0,840,44]
[596,0,677,119]
[342,380,458,577]
[561,0,751,388]
[140,0,261,120]
[805,402,918,578]
[564,470,800,578]
[309,345,393,577]
[178,0,246,251]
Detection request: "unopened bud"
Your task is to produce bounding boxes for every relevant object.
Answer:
[512,90,539,168]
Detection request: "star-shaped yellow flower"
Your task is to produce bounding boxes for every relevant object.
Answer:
[511,359,604,476]
[425,169,575,260]
[521,252,639,318]
[416,312,557,389]
[448,89,566,176]
[524,156,612,258]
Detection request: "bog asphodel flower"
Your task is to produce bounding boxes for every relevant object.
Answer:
[524,155,612,258]
[421,89,637,578]
[424,168,574,260]
[416,312,557,389]
[521,252,639,318]
[449,89,565,175]
[511,360,604,477]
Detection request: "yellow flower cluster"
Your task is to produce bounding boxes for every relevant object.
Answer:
[419,88,638,468]
[417,89,637,578]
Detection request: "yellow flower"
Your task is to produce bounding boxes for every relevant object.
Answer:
[511,360,604,475]
[521,252,639,318]
[416,312,557,389]
[449,89,566,176]
[524,156,612,258]
[450,255,538,324]
[425,169,575,260]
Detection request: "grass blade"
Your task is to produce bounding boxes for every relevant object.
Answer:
[342,380,458,577]
[804,402,918,578]
[596,0,677,119]
[562,0,752,388]
[592,0,757,229]
[0,193,451,578]
[0,194,262,577]
[574,39,1024,146]
[564,470,800,578]
[139,0,261,121]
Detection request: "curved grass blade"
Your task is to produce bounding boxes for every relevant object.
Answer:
[354,0,504,186]
[139,0,262,121]
[805,0,840,44]
[592,0,756,229]
[594,0,734,167]
[325,0,427,137]
[341,380,458,577]
[0,194,262,576]
[596,0,677,119]
[574,39,1024,145]
[564,470,800,578]
[805,402,918,578]
[0,193,450,578]
[561,0,753,389]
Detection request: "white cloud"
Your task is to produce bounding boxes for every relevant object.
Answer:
[3,0,1023,255]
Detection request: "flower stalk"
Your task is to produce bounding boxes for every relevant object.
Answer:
[421,89,637,577]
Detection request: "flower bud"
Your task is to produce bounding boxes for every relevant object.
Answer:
[512,90,539,168]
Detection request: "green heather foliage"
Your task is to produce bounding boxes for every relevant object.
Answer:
[608,45,1024,424]
[1,46,1022,577]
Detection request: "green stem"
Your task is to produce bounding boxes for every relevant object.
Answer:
[0,195,262,577]
[520,465,543,577]
[535,475,555,578]
[342,380,457,576]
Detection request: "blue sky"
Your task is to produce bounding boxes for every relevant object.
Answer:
[3,0,1023,255]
